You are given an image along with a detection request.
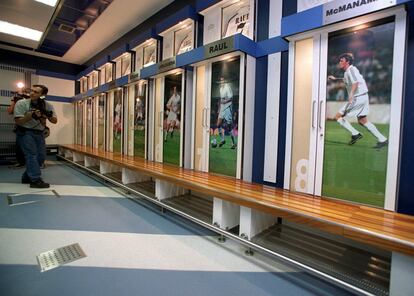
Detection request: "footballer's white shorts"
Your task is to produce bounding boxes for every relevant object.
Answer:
[339,93,369,118]
[218,105,233,124]
[167,110,178,124]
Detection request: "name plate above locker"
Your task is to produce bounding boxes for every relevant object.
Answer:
[204,36,235,59]
[107,80,116,89]
[140,34,261,79]
[324,0,396,24]
[281,0,412,37]
[157,57,177,73]
[128,71,141,83]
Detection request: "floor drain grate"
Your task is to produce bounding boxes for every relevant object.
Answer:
[36,243,86,272]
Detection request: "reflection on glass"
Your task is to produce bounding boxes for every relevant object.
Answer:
[175,26,193,55]
[121,55,131,76]
[105,64,113,83]
[323,20,395,207]
[144,43,156,67]
[209,58,240,177]
[222,0,250,38]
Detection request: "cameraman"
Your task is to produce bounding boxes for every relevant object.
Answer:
[14,85,57,188]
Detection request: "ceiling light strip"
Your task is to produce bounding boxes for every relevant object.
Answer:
[34,0,58,7]
[0,21,43,41]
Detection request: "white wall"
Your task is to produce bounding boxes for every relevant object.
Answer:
[297,0,333,12]
[46,101,75,145]
[32,75,75,97]
[32,74,75,145]
[263,0,283,183]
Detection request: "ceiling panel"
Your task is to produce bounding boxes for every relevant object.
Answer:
[0,0,175,64]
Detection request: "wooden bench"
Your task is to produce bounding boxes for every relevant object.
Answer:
[59,144,414,258]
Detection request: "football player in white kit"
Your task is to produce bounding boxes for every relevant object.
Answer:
[328,53,388,148]
[114,99,122,140]
[212,76,237,149]
[164,86,181,141]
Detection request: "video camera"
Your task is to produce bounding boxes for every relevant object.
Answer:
[31,97,53,120]
[11,91,30,102]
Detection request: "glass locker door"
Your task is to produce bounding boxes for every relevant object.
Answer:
[287,9,406,210]
[193,64,209,172]
[97,94,106,150]
[153,71,184,166]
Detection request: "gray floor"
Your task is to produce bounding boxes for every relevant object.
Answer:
[0,159,355,296]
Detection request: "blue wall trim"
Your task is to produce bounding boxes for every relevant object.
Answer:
[281,6,323,37]
[397,2,414,215]
[110,44,130,61]
[196,0,221,12]
[281,0,413,37]
[275,51,289,188]
[155,6,198,35]
[140,34,276,79]
[47,95,72,103]
[78,64,97,79]
[177,47,205,67]
[129,28,159,49]
[140,63,158,79]
[95,56,110,69]
[36,70,76,81]
[116,76,129,87]
[256,37,289,57]
[252,56,268,184]
[234,35,257,57]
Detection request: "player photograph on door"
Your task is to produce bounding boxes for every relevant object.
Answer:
[134,83,146,158]
[163,74,182,166]
[325,19,395,207]
[113,90,123,153]
[209,58,240,177]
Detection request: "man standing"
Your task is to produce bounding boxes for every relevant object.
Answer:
[328,53,388,148]
[14,85,57,188]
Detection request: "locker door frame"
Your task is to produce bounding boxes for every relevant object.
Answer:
[284,7,407,211]
[190,51,246,178]
[152,68,185,166]
[125,80,149,158]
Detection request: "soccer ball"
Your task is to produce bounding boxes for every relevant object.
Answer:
[211,138,217,148]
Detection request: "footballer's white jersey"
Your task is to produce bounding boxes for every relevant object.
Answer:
[344,65,368,96]
[220,83,233,110]
[223,5,250,37]
[167,93,181,113]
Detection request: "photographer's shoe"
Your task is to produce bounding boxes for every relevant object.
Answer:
[30,180,50,188]
[21,178,30,184]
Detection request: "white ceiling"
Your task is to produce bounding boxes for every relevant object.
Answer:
[0,0,174,65]
[0,0,56,49]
